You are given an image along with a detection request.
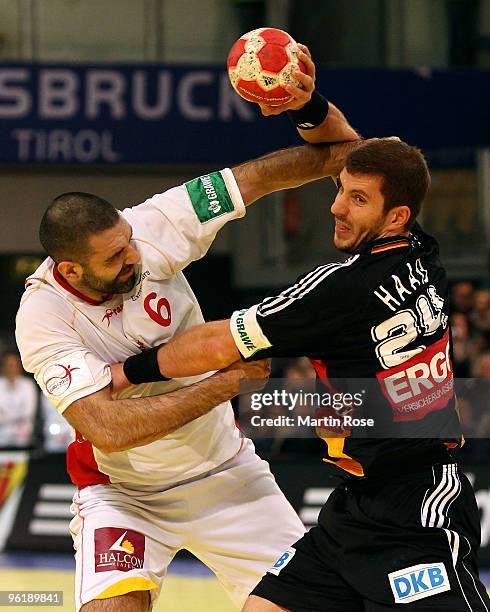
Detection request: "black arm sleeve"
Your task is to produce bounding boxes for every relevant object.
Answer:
[229,257,360,361]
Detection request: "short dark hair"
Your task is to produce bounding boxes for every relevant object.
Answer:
[39,192,119,263]
[345,139,430,228]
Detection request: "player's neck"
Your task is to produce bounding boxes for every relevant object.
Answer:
[71,280,110,302]
[376,228,410,240]
[53,266,110,305]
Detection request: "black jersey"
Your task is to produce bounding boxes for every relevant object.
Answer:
[230,224,461,477]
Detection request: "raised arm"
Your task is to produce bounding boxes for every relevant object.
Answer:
[230,44,362,205]
[295,102,360,145]
[257,44,359,145]
[234,139,360,206]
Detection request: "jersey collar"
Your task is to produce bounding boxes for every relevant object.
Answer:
[53,265,113,305]
[362,235,411,255]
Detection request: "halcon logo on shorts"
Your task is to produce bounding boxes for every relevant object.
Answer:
[388,562,450,603]
[94,527,145,573]
[267,548,296,576]
[185,171,234,223]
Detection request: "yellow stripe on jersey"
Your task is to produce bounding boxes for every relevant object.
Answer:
[371,240,409,254]
[322,438,365,477]
[95,577,159,600]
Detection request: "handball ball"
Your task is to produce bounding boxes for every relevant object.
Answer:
[227,27,306,107]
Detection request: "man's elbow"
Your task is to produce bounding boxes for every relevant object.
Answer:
[94,441,117,454]
[86,429,119,454]
[93,435,148,454]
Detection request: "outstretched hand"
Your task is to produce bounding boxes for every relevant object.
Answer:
[258,44,316,116]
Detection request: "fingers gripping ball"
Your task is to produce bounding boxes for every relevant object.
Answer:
[227,28,306,106]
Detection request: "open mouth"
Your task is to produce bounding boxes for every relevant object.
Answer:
[335,222,351,234]
[118,266,134,281]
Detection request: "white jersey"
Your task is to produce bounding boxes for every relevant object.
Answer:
[16,168,246,488]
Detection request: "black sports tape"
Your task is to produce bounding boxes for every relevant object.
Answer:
[288,90,329,130]
[122,346,170,385]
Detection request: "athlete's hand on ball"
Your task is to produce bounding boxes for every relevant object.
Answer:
[222,358,271,393]
[258,44,316,116]
[227,28,314,113]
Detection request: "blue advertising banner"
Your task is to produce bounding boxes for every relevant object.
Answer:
[0,64,489,164]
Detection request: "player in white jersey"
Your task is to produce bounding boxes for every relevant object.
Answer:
[16,56,360,611]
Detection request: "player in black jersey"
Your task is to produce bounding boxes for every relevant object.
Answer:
[114,88,489,608]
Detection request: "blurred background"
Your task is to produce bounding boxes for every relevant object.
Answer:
[0,0,489,610]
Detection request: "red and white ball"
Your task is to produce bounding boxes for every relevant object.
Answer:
[227,27,306,107]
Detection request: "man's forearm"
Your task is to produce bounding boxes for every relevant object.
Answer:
[156,320,238,379]
[66,367,243,453]
[233,140,361,206]
[297,101,360,145]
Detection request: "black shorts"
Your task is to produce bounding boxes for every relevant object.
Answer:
[251,462,490,611]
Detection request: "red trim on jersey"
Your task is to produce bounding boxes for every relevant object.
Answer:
[66,433,110,488]
[52,265,112,305]
[308,359,363,474]
[371,239,409,254]
[309,358,326,381]
[309,358,336,393]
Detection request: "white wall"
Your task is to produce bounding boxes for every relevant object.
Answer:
[161,0,240,64]
[0,166,232,253]
[36,0,146,62]
[386,0,449,67]
[3,0,486,67]
[0,0,20,59]
[0,0,241,63]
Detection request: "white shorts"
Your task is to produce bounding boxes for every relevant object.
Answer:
[69,439,305,610]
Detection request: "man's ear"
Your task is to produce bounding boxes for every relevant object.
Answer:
[57,260,83,282]
[389,205,411,231]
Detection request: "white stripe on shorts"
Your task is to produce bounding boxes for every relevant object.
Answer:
[444,528,473,612]
[421,464,461,528]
